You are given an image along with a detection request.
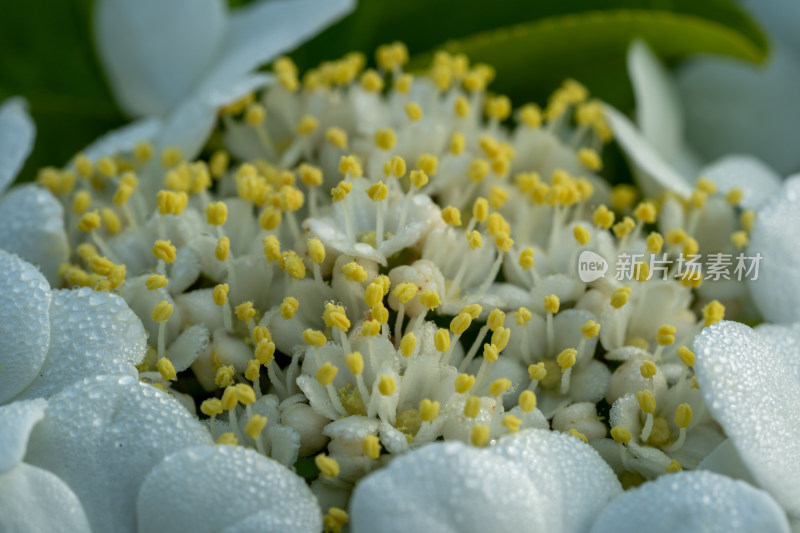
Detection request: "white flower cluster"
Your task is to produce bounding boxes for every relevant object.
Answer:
[1,3,799,531]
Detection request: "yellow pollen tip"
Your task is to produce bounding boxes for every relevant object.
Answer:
[454,373,476,394]
[731,231,749,249]
[482,343,499,363]
[442,206,462,226]
[633,202,657,223]
[161,147,183,168]
[216,433,238,446]
[419,289,441,310]
[471,424,490,446]
[280,296,299,319]
[677,346,695,367]
[581,320,601,338]
[450,312,473,335]
[216,366,235,389]
[308,238,326,264]
[544,294,560,314]
[255,339,276,365]
[235,301,256,322]
[234,386,257,406]
[463,395,481,418]
[490,378,512,397]
[528,362,547,382]
[400,332,417,357]
[578,148,602,171]
[315,454,340,478]
[519,390,537,412]
[557,348,577,370]
[245,414,268,439]
[568,428,589,443]
[151,300,173,323]
[514,307,532,325]
[696,177,717,195]
[361,434,382,460]
[519,247,535,270]
[419,399,440,422]
[316,362,338,386]
[490,327,511,352]
[610,287,631,309]
[405,102,423,122]
[215,236,230,262]
[573,224,591,245]
[345,352,364,375]
[245,360,261,382]
[656,324,676,346]
[304,329,327,347]
[640,359,657,379]
[636,389,656,414]
[212,284,229,306]
[145,274,168,291]
[666,460,683,473]
[519,103,542,128]
[342,261,368,282]
[367,181,388,202]
[725,187,744,205]
[613,216,636,238]
[674,403,692,428]
[486,95,511,121]
[741,210,756,233]
[502,414,522,433]
[610,426,632,445]
[156,357,176,381]
[205,201,228,226]
[378,374,396,396]
[77,210,101,232]
[702,300,725,327]
[487,308,505,332]
[593,205,615,230]
[200,398,223,417]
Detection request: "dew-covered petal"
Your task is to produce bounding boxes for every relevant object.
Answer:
[0,250,51,403]
[748,178,800,324]
[137,445,320,533]
[755,322,800,383]
[590,470,790,533]
[25,375,212,533]
[0,463,91,533]
[0,185,69,283]
[603,104,692,198]
[694,321,800,516]
[93,0,226,116]
[700,155,781,211]
[167,324,209,372]
[16,287,148,400]
[0,97,34,192]
[0,398,46,473]
[350,439,548,533]
[197,0,354,95]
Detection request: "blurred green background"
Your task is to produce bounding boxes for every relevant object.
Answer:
[0,0,767,181]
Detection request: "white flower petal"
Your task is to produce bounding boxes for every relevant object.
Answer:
[167,324,210,372]
[80,117,161,161]
[0,250,51,403]
[0,185,69,283]
[755,322,800,383]
[748,177,800,323]
[137,445,320,533]
[93,0,226,116]
[0,463,91,533]
[25,375,212,533]
[198,0,354,95]
[590,471,790,533]
[700,155,782,210]
[603,104,692,198]
[0,399,46,473]
[0,97,34,193]
[16,287,148,400]
[694,321,800,516]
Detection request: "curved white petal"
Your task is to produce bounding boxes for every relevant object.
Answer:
[603,104,692,198]
[25,375,212,533]
[198,0,354,94]
[678,48,800,176]
[137,445,320,533]
[0,97,34,193]
[80,117,162,162]
[755,322,800,383]
[0,399,46,473]
[590,471,790,533]
[700,155,782,211]
[16,288,148,400]
[93,0,226,116]
[0,463,91,533]
[0,250,51,403]
[0,185,69,283]
[167,324,209,372]
[748,178,800,323]
[694,321,800,516]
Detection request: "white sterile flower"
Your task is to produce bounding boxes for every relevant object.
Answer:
[0,250,148,404]
[590,470,791,533]
[0,399,92,533]
[748,176,800,323]
[0,98,69,282]
[137,444,321,533]
[693,320,800,519]
[23,375,213,533]
[349,429,621,533]
[93,0,354,159]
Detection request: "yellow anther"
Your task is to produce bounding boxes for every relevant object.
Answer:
[442,206,462,226]
[557,348,577,370]
[480,136,501,158]
[295,114,318,136]
[510,308,532,328]
[374,128,397,151]
[156,357,176,381]
[434,328,451,353]
[450,131,466,155]
[683,236,699,257]
[612,216,636,238]
[324,507,349,533]
[468,159,490,182]
[304,329,327,347]
[323,128,348,152]
[588,205,613,230]
[636,389,656,414]
[375,274,391,296]
[731,231,749,249]
[483,343,498,363]
[342,261,368,282]
[71,191,92,215]
[696,177,717,195]
[156,190,188,215]
[280,296,299,319]
[725,188,743,205]
[212,284,229,306]
[490,378,512,397]
[610,184,637,211]
[630,337,650,351]
[74,153,93,177]
[364,283,384,308]
[419,399,440,422]
[216,433,238,446]
[465,198,487,225]
[316,362,338,386]
[99,208,120,234]
[666,460,683,473]
[200,398,223,417]
[633,202,657,223]
[405,101,423,122]
[255,339,276,365]
[702,300,725,327]
[454,373,475,394]
[362,434,381,460]
[282,252,306,279]
[677,346,695,367]
[145,274,168,291]
[258,207,282,230]
[324,307,351,332]
[578,148,602,171]
[419,289,441,310]
[657,324,676,346]
[406,169,428,189]
[634,262,650,282]
[580,321,601,340]
[338,156,362,178]
[360,69,384,92]
[519,390,537,412]
[573,224,591,245]
[544,294,560,314]
[490,157,510,177]
[741,210,756,233]
[519,103,542,128]
[77,210,101,232]
[378,375,396,396]
[233,383,256,405]
[161,147,183,168]
[88,255,114,276]
[205,202,228,226]
[76,243,98,261]
[245,360,261,382]
[315,454,340,478]
[471,424,490,446]
[463,395,481,418]
[516,248,535,271]
[385,155,406,179]
[245,414,268,439]
[340,352,364,377]
[460,229,480,250]
[674,403,693,428]
[278,186,304,212]
[244,103,265,126]
[215,237,230,262]
[131,141,153,163]
[501,414,522,434]
[567,428,589,443]
[610,287,631,308]
[486,95,511,121]
[151,300,173,323]
[450,312,473,335]
[610,426,632,445]
[416,154,438,177]
[209,150,229,178]
[297,164,323,188]
[366,181,388,202]
[306,238,326,264]
[647,232,664,254]
[151,240,176,264]
[665,228,687,245]
[235,301,256,322]
[640,360,658,379]
[689,190,708,209]
[486,212,510,237]
[394,73,413,93]
[491,327,511,352]
[389,283,416,306]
